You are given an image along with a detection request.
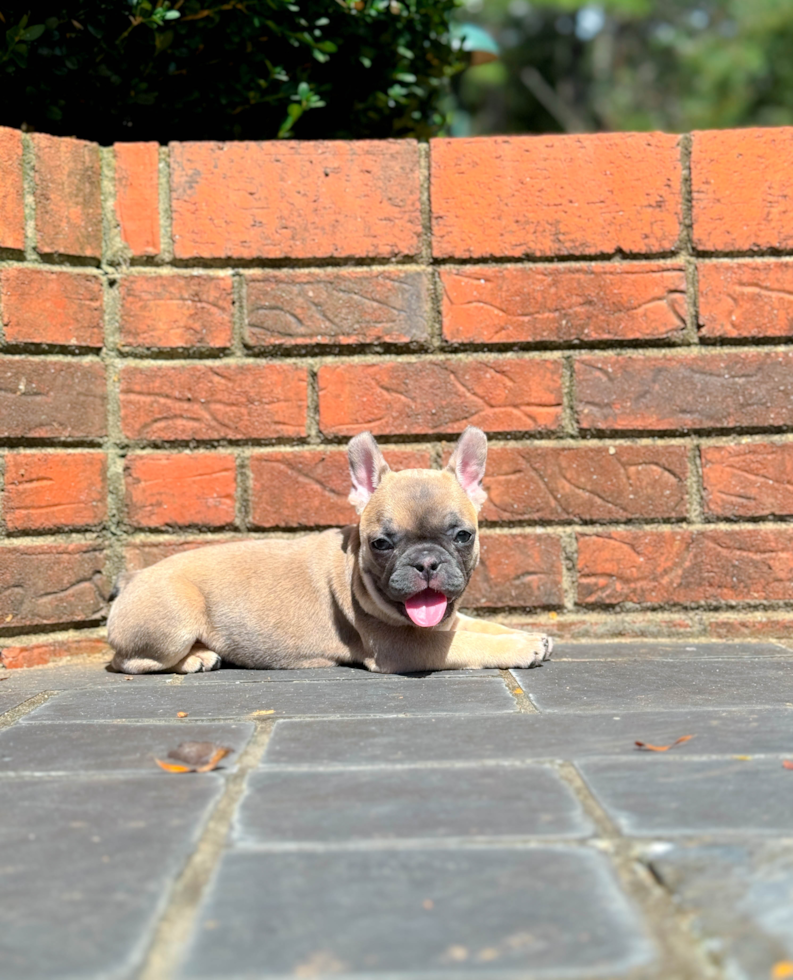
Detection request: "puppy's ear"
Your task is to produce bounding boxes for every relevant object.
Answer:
[446,426,487,511]
[348,431,391,513]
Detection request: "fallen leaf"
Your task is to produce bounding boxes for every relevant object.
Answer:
[512,688,522,695]
[772,962,793,979]
[635,735,694,752]
[176,711,188,718]
[783,761,793,771]
[251,709,275,716]
[154,759,194,773]
[154,741,233,773]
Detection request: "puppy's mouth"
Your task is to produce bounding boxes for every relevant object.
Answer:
[403,589,448,628]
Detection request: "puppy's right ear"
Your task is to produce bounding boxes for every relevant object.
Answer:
[348,431,390,514]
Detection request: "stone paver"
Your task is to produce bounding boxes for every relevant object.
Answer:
[179,848,655,979]
[264,707,793,765]
[512,658,793,711]
[579,757,793,835]
[648,842,793,978]
[0,721,253,772]
[1,640,792,980]
[24,675,514,722]
[235,764,593,843]
[1,774,223,980]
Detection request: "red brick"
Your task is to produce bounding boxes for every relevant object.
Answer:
[124,538,214,572]
[698,260,793,339]
[464,532,563,608]
[114,142,160,257]
[0,126,24,251]
[120,363,307,441]
[0,542,107,627]
[245,270,429,348]
[441,263,687,344]
[170,140,421,260]
[1,636,111,669]
[431,134,682,259]
[702,443,793,518]
[33,133,101,258]
[318,358,563,437]
[125,454,236,528]
[250,448,432,529]
[119,275,232,349]
[479,444,688,523]
[692,128,793,252]
[577,528,793,605]
[0,358,106,439]
[1,267,103,347]
[576,351,793,432]
[4,452,106,531]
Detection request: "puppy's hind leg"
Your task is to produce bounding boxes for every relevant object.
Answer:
[108,577,218,674]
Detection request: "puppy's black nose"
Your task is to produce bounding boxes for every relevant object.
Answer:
[412,557,441,576]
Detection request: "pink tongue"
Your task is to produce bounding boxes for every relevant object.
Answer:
[404,589,448,627]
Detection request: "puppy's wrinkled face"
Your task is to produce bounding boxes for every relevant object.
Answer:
[359,470,479,626]
[348,426,488,628]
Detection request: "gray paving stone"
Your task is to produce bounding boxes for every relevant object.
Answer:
[0,774,223,980]
[648,841,793,978]
[578,758,793,836]
[24,677,515,722]
[512,659,793,712]
[0,663,191,693]
[236,764,592,844]
[552,641,790,660]
[179,847,655,979]
[0,690,36,715]
[264,708,793,767]
[181,666,501,683]
[0,721,253,772]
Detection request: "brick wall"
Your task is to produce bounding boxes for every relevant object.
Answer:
[2,126,793,667]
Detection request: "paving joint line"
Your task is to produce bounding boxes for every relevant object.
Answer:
[137,719,275,980]
[0,691,55,730]
[555,761,724,980]
[499,669,538,713]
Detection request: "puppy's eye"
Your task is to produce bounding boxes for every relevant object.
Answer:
[371,538,394,552]
[454,530,473,544]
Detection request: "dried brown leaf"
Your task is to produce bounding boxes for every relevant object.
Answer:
[154,741,233,773]
[635,735,694,752]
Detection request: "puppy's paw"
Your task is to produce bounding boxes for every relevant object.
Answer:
[511,632,553,668]
[174,650,222,673]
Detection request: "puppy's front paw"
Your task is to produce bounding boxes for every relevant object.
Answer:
[511,632,553,668]
[174,650,222,673]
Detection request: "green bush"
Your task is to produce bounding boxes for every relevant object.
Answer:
[0,0,465,143]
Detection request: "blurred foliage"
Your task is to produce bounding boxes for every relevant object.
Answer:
[0,0,467,142]
[452,0,793,135]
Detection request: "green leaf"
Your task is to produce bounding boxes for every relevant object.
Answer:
[163,10,181,20]
[21,25,45,42]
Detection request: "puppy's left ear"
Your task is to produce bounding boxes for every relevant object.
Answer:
[348,431,391,514]
[446,426,487,511]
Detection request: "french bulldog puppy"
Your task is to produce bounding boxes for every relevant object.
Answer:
[107,426,552,674]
